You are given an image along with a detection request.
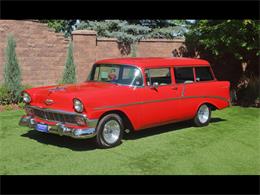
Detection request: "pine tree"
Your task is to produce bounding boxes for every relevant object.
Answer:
[130,43,137,57]
[4,34,22,103]
[61,41,76,84]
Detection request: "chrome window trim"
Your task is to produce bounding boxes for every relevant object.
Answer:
[87,64,145,88]
[144,67,173,87]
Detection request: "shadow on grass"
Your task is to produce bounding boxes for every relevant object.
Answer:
[124,117,226,140]
[21,130,97,151]
[21,117,226,151]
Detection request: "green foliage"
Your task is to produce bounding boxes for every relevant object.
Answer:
[0,85,11,105]
[61,41,76,84]
[18,102,26,109]
[184,20,260,106]
[77,20,188,56]
[3,104,13,111]
[77,20,188,43]
[130,43,137,57]
[185,20,259,71]
[0,84,33,105]
[3,34,22,104]
[40,20,77,37]
[77,20,150,44]
[236,75,260,107]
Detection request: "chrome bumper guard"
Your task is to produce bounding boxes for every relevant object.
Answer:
[19,115,97,139]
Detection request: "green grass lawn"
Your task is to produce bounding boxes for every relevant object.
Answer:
[0,106,259,175]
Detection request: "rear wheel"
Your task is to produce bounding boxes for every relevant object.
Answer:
[96,114,124,148]
[194,104,211,127]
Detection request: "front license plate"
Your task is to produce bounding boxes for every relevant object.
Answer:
[36,124,48,133]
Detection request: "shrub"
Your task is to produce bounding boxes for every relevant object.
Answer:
[0,84,33,106]
[130,43,137,57]
[4,104,13,111]
[0,85,11,105]
[18,102,25,109]
[3,34,22,103]
[236,75,260,107]
[61,40,76,84]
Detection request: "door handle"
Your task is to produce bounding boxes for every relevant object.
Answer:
[172,86,178,90]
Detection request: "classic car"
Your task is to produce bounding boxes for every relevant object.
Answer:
[19,57,231,148]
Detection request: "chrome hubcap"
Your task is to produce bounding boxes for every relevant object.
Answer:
[103,120,121,144]
[198,105,209,123]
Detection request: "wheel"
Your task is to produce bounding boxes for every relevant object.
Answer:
[193,104,211,127]
[96,114,124,148]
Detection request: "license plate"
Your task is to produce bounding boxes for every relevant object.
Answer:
[36,124,48,133]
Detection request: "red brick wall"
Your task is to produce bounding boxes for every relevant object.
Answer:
[0,20,185,86]
[0,20,69,86]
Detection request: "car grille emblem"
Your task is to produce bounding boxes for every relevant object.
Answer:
[45,99,54,105]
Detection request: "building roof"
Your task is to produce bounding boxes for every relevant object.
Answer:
[95,57,210,68]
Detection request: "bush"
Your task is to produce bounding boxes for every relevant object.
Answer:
[3,34,22,103]
[236,75,260,107]
[0,84,33,106]
[61,40,76,84]
[0,85,11,105]
[130,43,137,57]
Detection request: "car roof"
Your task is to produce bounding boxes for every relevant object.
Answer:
[95,57,210,68]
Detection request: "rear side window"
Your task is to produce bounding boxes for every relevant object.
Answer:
[145,68,171,86]
[174,67,194,83]
[195,67,213,81]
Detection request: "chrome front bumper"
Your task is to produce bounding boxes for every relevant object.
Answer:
[19,115,97,139]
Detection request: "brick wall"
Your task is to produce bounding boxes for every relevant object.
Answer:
[0,20,69,86]
[0,20,185,86]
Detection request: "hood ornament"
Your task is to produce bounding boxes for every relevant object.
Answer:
[45,99,54,105]
[49,86,66,92]
[48,86,66,95]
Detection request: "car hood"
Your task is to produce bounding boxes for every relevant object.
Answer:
[25,82,120,111]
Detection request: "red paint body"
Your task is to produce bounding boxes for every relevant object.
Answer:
[24,57,230,130]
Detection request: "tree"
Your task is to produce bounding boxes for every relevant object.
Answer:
[184,20,260,106]
[41,20,77,37]
[77,20,188,55]
[61,41,76,84]
[129,20,190,38]
[3,34,22,103]
[185,20,259,82]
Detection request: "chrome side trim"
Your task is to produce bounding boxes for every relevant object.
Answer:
[94,95,230,111]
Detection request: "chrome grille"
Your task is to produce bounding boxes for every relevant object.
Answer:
[31,107,77,124]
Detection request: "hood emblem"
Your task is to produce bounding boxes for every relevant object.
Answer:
[45,99,54,105]
[49,86,65,92]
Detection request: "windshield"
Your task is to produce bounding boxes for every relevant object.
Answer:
[88,64,143,86]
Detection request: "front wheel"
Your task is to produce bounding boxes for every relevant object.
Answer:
[96,114,124,148]
[193,104,211,127]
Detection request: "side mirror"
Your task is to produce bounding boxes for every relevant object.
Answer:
[151,82,159,89]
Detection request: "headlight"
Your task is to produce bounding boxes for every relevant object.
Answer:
[23,92,31,103]
[73,99,84,113]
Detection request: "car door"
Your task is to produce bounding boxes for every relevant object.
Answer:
[137,67,181,129]
[173,66,199,120]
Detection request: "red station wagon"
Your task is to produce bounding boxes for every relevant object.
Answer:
[19,57,231,148]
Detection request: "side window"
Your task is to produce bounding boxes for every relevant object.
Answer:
[195,67,213,81]
[121,67,143,86]
[94,65,120,82]
[174,67,194,83]
[145,68,171,86]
